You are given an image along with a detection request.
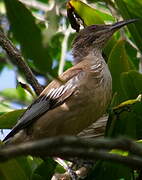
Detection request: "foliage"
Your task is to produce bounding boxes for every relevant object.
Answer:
[0,0,142,179]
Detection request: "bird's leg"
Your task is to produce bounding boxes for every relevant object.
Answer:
[52,157,94,180]
[53,157,78,180]
[70,158,94,179]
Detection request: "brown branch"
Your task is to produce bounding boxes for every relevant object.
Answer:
[1,136,142,169]
[0,30,43,95]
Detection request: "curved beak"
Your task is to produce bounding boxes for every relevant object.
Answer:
[110,19,138,31]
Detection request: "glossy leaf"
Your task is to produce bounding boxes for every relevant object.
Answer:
[87,161,132,180]
[106,99,142,139]
[0,158,29,180]
[108,39,135,104]
[42,7,59,44]
[90,98,142,180]
[95,9,115,22]
[4,0,52,73]
[32,158,56,180]
[121,70,142,99]
[0,103,13,112]
[115,0,142,52]
[15,157,32,178]
[0,87,33,105]
[104,99,142,180]
[67,0,104,25]
[103,36,117,61]
[125,41,139,69]
[123,0,142,17]
[0,109,25,129]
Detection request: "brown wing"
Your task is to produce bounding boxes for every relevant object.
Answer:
[3,68,84,141]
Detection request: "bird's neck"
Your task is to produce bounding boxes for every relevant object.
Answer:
[72,46,103,65]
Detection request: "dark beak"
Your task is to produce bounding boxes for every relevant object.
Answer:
[110,19,138,31]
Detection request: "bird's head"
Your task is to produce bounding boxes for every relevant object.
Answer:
[72,19,137,63]
[73,19,137,49]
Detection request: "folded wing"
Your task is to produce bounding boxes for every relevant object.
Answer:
[3,69,84,141]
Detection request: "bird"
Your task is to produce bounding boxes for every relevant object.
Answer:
[3,19,136,145]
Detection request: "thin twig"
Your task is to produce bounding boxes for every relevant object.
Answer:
[122,32,142,73]
[0,30,43,95]
[58,26,71,75]
[1,136,142,169]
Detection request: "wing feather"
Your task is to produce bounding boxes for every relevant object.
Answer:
[3,69,84,141]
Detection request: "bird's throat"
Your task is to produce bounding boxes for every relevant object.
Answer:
[72,46,103,65]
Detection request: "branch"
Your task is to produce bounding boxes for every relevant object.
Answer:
[0,30,43,95]
[1,136,142,169]
[58,26,71,75]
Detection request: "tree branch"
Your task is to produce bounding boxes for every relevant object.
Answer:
[0,30,43,95]
[1,136,142,169]
[58,26,71,75]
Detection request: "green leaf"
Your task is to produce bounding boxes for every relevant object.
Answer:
[106,99,142,139]
[103,36,117,61]
[31,174,43,180]
[0,109,25,129]
[125,41,139,69]
[16,157,32,178]
[27,156,43,171]
[68,0,104,25]
[42,7,59,45]
[32,158,57,180]
[93,98,142,180]
[95,9,115,22]
[0,87,33,105]
[108,39,135,104]
[87,161,132,180]
[121,70,142,99]
[0,103,13,112]
[115,0,142,52]
[4,0,52,73]
[48,32,64,61]
[0,157,29,180]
